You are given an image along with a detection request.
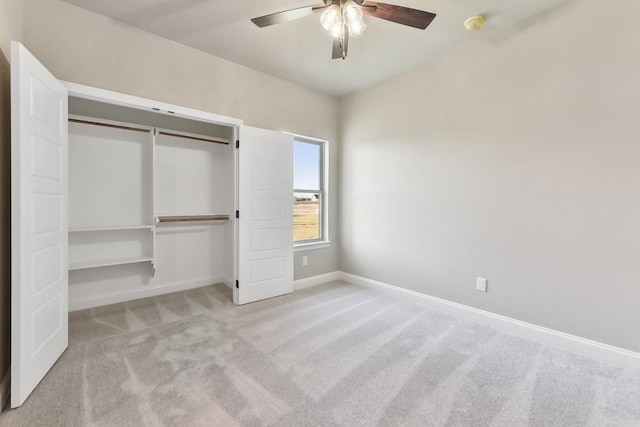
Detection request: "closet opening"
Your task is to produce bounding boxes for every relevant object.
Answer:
[66,93,237,311]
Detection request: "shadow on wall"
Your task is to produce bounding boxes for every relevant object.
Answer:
[0,48,11,382]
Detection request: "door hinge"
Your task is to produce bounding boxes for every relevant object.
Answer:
[235,280,239,289]
[235,210,239,219]
[236,140,239,149]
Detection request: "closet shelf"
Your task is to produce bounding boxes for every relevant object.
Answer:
[70,225,154,233]
[156,214,231,223]
[69,256,154,271]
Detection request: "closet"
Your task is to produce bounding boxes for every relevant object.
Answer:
[10,41,294,408]
[66,97,236,309]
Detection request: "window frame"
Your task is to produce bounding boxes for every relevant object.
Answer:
[292,135,329,248]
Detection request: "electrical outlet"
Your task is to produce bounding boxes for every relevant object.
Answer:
[476,277,487,292]
[302,256,308,266]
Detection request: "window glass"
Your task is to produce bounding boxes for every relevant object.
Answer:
[294,141,321,190]
[293,139,324,243]
[294,192,320,241]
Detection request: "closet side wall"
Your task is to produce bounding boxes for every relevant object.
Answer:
[23,0,340,281]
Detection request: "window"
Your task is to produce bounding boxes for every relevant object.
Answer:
[293,137,326,244]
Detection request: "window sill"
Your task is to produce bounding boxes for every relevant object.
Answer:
[294,241,332,252]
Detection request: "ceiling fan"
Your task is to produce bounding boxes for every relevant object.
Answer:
[251,0,436,60]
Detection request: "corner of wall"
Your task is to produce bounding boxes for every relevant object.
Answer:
[0,368,10,411]
[0,0,24,58]
[0,0,23,386]
[0,47,12,390]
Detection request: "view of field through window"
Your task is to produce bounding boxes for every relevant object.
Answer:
[294,193,320,241]
[294,140,323,242]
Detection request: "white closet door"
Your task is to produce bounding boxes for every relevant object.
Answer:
[237,126,293,305]
[11,41,68,408]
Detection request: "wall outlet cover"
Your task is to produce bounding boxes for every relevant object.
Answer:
[476,277,487,292]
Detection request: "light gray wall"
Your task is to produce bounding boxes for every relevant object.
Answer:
[339,0,640,352]
[22,0,339,281]
[0,0,23,383]
[11,0,640,361]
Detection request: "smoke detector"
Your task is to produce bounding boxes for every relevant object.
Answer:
[464,15,484,31]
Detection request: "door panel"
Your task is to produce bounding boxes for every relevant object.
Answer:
[237,126,293,305]
[11,41,68,408]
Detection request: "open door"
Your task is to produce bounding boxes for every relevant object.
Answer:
[236,126,293,305]
[11,41,68,408]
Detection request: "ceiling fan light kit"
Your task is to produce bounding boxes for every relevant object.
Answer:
[321,1,367,38]
[251,0,437,60]
[320,5,340,31]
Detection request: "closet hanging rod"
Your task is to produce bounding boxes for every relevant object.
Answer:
[156,214,231,223]
[158,131,230,146]
[68,118,150,133]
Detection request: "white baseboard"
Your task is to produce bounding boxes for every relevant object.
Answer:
[65,268,640,371]
[339,272,640,371]
[0,369,9,412]
[294,271,342,291]
[69,275,225,311]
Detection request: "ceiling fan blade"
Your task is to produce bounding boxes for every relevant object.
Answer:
[332,25,349,60]
[362,2,436,30]
[332,37,342,59]
[251,5,326,28]
[343,25,349,58]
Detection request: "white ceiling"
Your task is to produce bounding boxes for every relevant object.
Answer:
[61,0,564,97]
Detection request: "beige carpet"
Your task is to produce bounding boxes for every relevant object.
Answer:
[1,281,639,426]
